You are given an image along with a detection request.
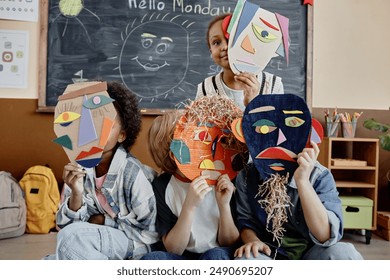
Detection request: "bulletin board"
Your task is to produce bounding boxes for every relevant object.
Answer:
[38,0,313,114]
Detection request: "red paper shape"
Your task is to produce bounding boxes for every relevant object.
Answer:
[222,14,232,39]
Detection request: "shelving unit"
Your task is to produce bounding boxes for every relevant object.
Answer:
[318,137,379,244]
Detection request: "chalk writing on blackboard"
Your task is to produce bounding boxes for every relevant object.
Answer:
[40,0,310,113]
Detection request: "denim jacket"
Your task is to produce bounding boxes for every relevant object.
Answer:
[56,145,158,257]
[235,162,343,258]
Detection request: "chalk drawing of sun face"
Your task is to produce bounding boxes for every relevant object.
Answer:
[118,14,194,100]
[49,0,100,43]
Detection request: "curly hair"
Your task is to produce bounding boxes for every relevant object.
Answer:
[106,81,141,150]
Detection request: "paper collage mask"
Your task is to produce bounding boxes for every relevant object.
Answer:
[170,96,246,185]
[234,94,312,181]
[227,0,289,74]
[53,81,117,168]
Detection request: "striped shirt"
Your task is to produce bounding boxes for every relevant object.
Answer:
[196,72,284,111]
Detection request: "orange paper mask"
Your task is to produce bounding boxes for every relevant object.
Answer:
[170,97,246,185]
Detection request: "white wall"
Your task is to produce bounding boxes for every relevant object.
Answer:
[313,0,390,110]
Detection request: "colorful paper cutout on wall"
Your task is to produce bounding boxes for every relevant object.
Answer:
[227,0,290,75]
[53,81,117,168]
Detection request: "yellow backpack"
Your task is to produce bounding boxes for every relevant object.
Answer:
[19,165,60,234]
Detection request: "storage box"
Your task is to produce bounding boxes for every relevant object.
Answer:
[339,196,373,229]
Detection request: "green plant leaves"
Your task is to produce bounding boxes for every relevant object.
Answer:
[363,118,390,151]
[363,118,389,132]
[379,134,390,151]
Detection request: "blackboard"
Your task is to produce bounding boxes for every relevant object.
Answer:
[38,0,312,114]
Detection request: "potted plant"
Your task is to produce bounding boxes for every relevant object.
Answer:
[363,118,390,151]
[363,118,390,192]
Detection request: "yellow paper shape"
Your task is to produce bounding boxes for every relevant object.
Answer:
[199,159,215,169]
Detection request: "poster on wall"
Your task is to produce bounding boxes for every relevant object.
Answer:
[0,30,29,89]
[0,0,39,22]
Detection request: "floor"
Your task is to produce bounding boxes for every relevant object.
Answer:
[0,230,389,260]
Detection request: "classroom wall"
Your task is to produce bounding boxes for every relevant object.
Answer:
[312,0,390,110]
[0,1,389,209]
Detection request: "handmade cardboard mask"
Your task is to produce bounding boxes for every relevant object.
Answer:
[235,94,311,181]
[231,94,322,246]
[227,0,289,74]
[170,96,246,185]
[53,81,117,168]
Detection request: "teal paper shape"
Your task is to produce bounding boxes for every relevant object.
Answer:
[83,95,115,109]
[170,139,191,164]
[53,135,73,150]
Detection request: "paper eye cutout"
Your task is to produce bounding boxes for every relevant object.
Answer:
[194,130,212,142]
[253,119,277,134]
[252,23,277,43]
[83,95,114,109]
[285,117,305,128]
[170,139,191,164]
[54,111,81,126]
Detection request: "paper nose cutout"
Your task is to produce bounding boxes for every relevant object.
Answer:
[277,129,287,146]
[78,95,97,146]
[241,35,255,54]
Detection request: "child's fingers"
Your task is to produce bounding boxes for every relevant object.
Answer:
[235,72,257,86]
[311,140,320,157]
[234,247,243,258]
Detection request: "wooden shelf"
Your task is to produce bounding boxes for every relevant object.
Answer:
[335,181,376,188]
[318,137,379,233]
[330,166,376,170]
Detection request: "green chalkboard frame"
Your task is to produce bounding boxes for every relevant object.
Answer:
[37,0,313,114]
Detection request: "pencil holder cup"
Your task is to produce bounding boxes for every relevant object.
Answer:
[342,121,357,138]
[326,122,339,137]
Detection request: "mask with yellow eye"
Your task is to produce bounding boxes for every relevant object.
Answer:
[232,94,312,181]
[53,81,117,168]
[227,1,289,74]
